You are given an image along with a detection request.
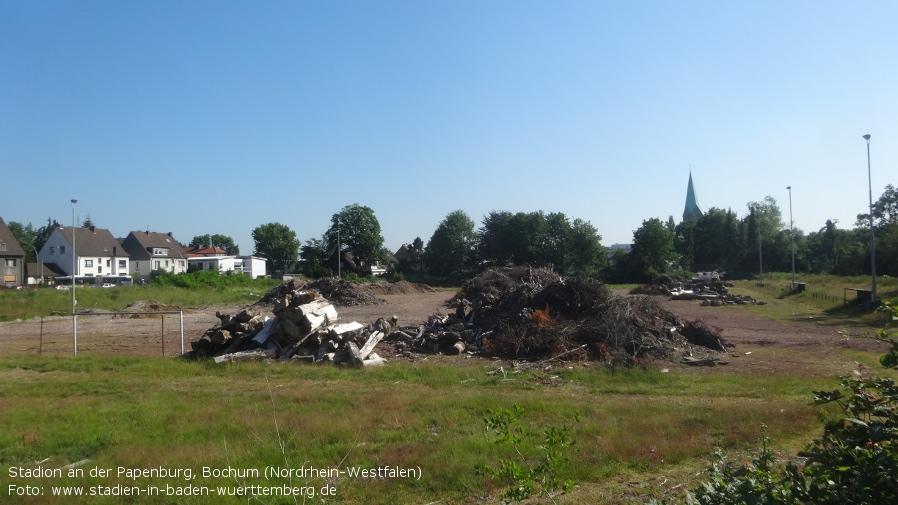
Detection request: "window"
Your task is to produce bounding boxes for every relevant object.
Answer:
[154,261,160,269]
[84,259,93,267]
[5,259,15,267]
[118,260,126,268]
[60,246,65,254]
[106,260,111,267]
[49,246,56,255]
[0,241,6,251]
[165,260,169,267]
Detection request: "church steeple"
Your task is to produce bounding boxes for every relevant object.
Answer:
[683,170,703,221]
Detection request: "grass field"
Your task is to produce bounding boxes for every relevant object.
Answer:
[0,354,830,504]
[1,273,895,504]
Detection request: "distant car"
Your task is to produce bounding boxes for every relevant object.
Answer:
[55,285,71,290]
[101,283,114,288]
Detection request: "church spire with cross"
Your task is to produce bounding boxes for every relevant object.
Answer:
[683,169,703,222]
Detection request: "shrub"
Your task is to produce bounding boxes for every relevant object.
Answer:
[652,303,898,505]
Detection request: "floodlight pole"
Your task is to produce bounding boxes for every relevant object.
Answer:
[787,186,795,289]
[71,198,78,355]
[863,134,877,304]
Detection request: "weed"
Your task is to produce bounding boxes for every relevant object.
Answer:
[477,404,580,504]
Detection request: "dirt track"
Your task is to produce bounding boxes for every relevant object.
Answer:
[0,290,890,377]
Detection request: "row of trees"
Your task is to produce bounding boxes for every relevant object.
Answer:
[7,184,895,284]
[392,209,605,282]
[624,185,898,282]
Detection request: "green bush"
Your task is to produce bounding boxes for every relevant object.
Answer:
[150,269,252,290]
[652,304,898,505]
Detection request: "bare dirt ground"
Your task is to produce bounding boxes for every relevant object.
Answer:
[1,289,890,377]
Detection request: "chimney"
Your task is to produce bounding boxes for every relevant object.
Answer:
[168,232,173,237]
[90,226,96,234]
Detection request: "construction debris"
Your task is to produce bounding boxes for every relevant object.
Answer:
[186,286,389,367]
[187,272,733,368]
[631,273,766,306]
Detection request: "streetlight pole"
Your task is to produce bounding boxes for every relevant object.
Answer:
[336,217,341,278]
[863,134,877,304]
[71,198,78,356]
[787,186,795,289]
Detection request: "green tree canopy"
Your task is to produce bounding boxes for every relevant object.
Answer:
[423,210,478,280]
[325,204,385,268]
[252,222,300,275]
[568,218,606,275]
[630,217,676,281]
[8,221,37,263]
[190,234,240,255]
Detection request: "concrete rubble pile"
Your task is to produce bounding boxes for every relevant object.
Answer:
[186,288,390,367]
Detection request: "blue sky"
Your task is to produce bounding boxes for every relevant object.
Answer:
[2,1,896,256]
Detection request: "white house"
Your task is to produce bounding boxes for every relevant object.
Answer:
[186,250,267,278]
[39,225,130,284]
[238,256,267,278]
[121,230,188,279]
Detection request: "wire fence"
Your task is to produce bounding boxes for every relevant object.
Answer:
[2,311,186,358]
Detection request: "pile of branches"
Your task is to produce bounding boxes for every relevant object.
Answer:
[453,268,725,364]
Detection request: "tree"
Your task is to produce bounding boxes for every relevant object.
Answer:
[630,218,676,281]
[190,234,240,255]
[34,218,59,255]
[479,211,515,266]
[8,221,37,263]
[81,214,94,228]
[325,204,385,268]
[746,196,791,273]
[691,208,742,273]
[299,237,329,278]
[252,223,300,275]
[568,218,605,275]
[541,212,571,272]
[423,210,478,280]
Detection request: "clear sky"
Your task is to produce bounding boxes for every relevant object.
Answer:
[2,1,896,256]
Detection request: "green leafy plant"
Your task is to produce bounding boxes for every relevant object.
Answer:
[477,404,580,504]
[652,303,898,505]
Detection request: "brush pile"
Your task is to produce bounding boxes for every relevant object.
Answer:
[437,267,728,365]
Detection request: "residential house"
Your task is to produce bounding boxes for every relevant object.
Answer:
[238,256,267,278]
[0,217,26,287]
[185,246,267,278]
[39,225,130,284]
[121,230,188,279]
[25,262,65,286]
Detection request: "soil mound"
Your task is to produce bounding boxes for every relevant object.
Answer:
[117,300,184,318]
[306,278,385,306]
[367,280,436,296]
